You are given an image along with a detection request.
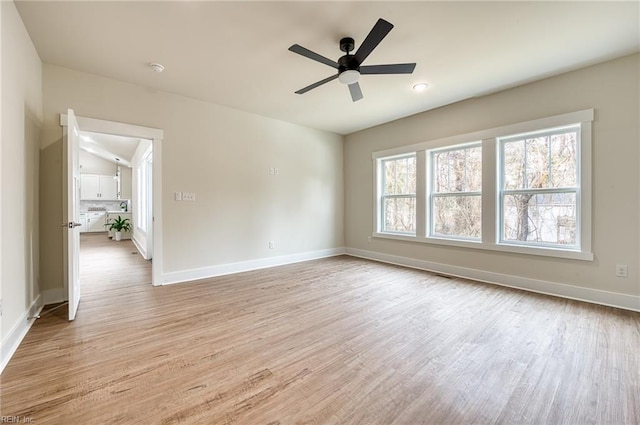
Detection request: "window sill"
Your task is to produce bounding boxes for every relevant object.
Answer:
[372,232,594,261]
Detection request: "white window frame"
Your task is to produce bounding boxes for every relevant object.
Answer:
[136,148,152,233]
[497,125,581,250]
[376,153,418,235]
[428,142,482,241]
[372,109,593,261]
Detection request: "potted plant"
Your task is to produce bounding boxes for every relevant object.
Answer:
[109,215,131,241]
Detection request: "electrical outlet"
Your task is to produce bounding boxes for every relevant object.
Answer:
[269,241,275,249]
[183,192,196,201]
[615,265,628,278]
[174,192,182,201]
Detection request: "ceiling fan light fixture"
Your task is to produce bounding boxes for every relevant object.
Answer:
[338,70,360,85]
[413,82,429,92]
[289,18,416,102]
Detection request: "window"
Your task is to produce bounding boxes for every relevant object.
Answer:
[136,149,152,233]
[499,125,579,248]
[430,143,482,240]
[372,109,592,260]
[379,154,416,234]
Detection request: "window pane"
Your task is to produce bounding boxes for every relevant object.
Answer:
[503,192,577,245]
[433,145,481,193]
[550,132,577,188]
[384,197,416,233]
[433,152,448,192]
[432,195,481,239]
[465,147,482,192]
[448,150,465,192]
[504,130,577,191]
[525,136,550,189]
[384,156,416,195]
[503,140,525,190]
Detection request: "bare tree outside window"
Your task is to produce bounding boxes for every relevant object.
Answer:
[501,128,578,246]
[374,111,590,259]
[431,144,482,239]
[381,155,416,234]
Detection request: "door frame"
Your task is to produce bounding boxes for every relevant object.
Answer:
[60,114,164,286]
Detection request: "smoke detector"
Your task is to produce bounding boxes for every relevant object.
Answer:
[149,63,165,73]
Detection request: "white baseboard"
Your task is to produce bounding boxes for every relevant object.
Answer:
[42,288,66,305]
[132,235,149,260]
[162,247,346,285]
[1,294,43,374]
[346,248,640,312]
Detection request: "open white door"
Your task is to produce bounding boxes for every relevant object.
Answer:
[64,109,81,320]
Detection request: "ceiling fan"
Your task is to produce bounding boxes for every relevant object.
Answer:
[288,18,416,102]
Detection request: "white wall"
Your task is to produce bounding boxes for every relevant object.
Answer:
[345,54,639,308]
[39,64,344,290]
[79,149,117,175]
[120,166,132,200]
[1,0,43,367]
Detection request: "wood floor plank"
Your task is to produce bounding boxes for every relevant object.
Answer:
[1,233,639,424]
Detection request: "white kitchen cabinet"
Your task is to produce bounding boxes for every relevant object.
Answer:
[78,213,88,233]
[100,175,118,199]
[80,174,119,200]
[80,175,99,200]
[87,212,107,232]
[79,211,106,233]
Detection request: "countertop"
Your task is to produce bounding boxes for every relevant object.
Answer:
[79,210,131,214]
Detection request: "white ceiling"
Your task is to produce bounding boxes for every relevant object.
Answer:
[80,131,141,167]
[15,1,640,135]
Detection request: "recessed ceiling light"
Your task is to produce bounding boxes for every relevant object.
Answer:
[149,63,165,73]
[413,83,429,92]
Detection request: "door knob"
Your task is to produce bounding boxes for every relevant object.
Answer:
[61,222,82,228]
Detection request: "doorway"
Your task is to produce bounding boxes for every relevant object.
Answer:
[79,232,151,296]
[61,114,163,288]
[78,131,152,253]
[77,130,154,292]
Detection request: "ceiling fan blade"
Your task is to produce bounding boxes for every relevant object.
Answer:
[295,74,339,94]
[360,63,416,75]
[354,18,394,65]
[348,82,363,102]
[289,44,339,69]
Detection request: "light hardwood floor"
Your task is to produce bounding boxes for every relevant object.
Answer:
[2,233,639,424]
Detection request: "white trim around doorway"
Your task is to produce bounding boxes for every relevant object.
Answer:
[60,114,164,286]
